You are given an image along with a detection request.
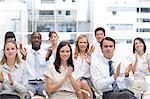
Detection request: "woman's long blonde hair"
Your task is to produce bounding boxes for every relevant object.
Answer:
[74,34,89,60]
[0,39,20,65]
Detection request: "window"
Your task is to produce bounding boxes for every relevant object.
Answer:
[39,10,54,15]
[66,11,71,15]
[112,11,116,15]
[58,10,62,14]
[141,8,150,13]
[137,18,150,23]
[137,28,150,32]
[41,0,55,3]
[137,8,139,13]
[107,24,133,30]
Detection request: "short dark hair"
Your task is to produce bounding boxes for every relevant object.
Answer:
[100,37,116,49]
[94,27,105,37]
[133,37,146,53]
[30,32,42,40]
[4,31,16,42]
[48,31,58,38]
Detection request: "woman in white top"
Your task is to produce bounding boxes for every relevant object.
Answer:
[44,41,84,99]
[45,31,59,61]
[74,34,94,99]
[0,39,28,98]
[127,37,150,98]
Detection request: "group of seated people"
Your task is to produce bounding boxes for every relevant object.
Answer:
[0,27,149,99]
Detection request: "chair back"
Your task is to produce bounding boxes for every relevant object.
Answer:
[0,94,21,99]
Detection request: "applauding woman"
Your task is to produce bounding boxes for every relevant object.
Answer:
[74,34,94,99]
[127,37,150,98]
[44,41,83,99]
[0,39,28,98]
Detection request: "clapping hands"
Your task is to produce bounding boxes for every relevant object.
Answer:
[125,64,132,77]
[65,66,73,81]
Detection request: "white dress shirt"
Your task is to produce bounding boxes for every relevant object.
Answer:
[92,41,103,57]
[90,55,134,93]
[0,61,28,95]
[26,49,54,80]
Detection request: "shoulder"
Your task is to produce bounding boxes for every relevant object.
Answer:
[16,61,28,71]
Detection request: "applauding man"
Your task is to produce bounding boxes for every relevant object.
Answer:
[91,37,137,99]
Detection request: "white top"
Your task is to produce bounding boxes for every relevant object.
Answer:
[92,41,103,57]
[127,53,150,77]
[26,49,54,80]
[74,56,91,78]
[90,55,133,93]
[0,61,28,95]
[44,64,79,92]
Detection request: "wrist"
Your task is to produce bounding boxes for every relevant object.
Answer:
[114,74,117,80]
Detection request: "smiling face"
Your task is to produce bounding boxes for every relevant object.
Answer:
[78,37,88,52]
[4,42,18,59]
[101,39,115,59]
[49,32,58,45]
[59,45,71,62]
[95,30,105,43]
[30,32,42,51]
[134,39,144,53]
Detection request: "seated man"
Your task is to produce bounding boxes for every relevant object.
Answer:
[26,32,54,97]
[90,37,137,99]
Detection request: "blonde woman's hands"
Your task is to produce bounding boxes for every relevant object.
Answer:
[8,71,13,85]
[89,45,95,53]
[85,49,92,65]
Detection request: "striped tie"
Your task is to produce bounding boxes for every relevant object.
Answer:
[108,60,119,92]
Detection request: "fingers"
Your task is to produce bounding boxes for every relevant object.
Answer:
[90,45,95,53]
[117,62,121,70]
[19,43,22,49]
[24,47,27,51]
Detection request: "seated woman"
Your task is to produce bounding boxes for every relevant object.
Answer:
[0,39,28,98]
[74,34,95,99]
[45,31,59,61]
[44,41,84,99]
[127,37,150,98]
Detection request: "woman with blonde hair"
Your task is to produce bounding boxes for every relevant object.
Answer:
[0,39,28,98]
[74,34,95,99]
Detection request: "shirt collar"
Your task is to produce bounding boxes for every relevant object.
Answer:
[2,63,19,70]
[31,49,41,54]
[102,55,115,64]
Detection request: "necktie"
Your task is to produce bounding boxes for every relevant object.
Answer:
[34,51,40,79]
[108,60,119,92]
